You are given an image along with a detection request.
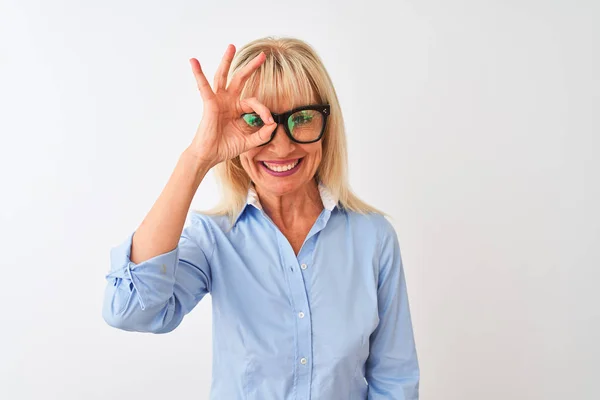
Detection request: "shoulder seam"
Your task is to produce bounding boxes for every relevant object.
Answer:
[374,213,386,282]
[189,212,217,263]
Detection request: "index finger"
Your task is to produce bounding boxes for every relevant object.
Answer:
[227,51,267,94]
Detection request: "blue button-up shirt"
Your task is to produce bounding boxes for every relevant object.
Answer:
[102,181,420,399]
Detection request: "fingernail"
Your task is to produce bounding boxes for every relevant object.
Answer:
[268,116,274,124]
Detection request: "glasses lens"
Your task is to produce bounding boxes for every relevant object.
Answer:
[242,114,264,131]
[288,110,324,142]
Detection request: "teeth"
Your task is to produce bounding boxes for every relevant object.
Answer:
[263,159,300,172]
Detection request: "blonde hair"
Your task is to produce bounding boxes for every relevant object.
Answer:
[195,36,386,227]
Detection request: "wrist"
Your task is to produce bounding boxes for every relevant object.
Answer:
[181,148,215,175]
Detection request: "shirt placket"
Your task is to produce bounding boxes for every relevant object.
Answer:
[265,209,331,400]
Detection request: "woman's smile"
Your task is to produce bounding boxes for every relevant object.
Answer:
[258,157,304,176]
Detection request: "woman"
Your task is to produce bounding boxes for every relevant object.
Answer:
[103,37,420,399]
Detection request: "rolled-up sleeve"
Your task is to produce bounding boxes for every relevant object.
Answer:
[366,218,420,399]
[102,213,213,334]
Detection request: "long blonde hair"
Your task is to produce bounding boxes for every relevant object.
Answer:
[195,36,386,226]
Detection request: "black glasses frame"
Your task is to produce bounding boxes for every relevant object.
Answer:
[240,103,330,146]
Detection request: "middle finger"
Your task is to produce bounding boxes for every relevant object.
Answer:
[227,51,267,94]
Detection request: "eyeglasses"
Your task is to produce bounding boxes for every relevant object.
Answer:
[240,104,330,146]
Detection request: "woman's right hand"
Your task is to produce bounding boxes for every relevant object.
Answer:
[186,44,278,168]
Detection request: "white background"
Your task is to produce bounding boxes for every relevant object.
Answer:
[1,0,598,399]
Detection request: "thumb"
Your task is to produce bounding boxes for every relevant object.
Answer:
[247,123,277,149]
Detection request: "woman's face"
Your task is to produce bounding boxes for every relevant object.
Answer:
[238,102,322,197]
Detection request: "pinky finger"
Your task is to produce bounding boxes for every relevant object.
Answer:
[189,58,215,101]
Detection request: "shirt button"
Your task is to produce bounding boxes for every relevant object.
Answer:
[298,311,305,318]
[300,263,307,270]
[300,357,307,365]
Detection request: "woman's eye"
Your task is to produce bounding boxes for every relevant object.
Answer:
[292,114,312,125]
[242,114,264,127]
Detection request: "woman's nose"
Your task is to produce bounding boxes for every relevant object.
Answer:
[268,124,296,152]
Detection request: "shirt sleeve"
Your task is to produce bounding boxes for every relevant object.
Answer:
[366,217,420,399]
[101,212,213,334]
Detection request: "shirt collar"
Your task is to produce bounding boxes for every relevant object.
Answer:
[233,180,338,226]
